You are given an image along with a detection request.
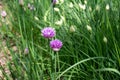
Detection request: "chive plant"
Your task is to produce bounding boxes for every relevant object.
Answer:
[0,0,120,80]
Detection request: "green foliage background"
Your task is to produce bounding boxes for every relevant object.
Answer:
[0,0,120,80]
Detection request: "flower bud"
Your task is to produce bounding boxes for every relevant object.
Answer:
[34,16,39,21]
[106,4,110,10]
[54,7,60,12]
[84,0,87,4]
[86,25,92,32]
[70,25,76,32]
[55,19,63,26]
[103,36,107,43]
[24,48,29,55]
[96,5,100,11]
[79,3,86,10]
[19,0,24,6]
[69,2,73,8]
[1,11,7,18]
[52,0,58,4]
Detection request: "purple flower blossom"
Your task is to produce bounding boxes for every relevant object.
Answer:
[30,5,35,10]
[41,27,56,38]
[24,48,29,54]
[28,3,35,11]
[52,0,57,4]
[50,39,63,51]
[1,11,7,18]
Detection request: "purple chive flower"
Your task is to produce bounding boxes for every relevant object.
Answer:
[50,39,63,51]
[27,3,35,11]
[41,27,56,38]
[1,11,7,18]
[30,5,35,10]
[24,48,29,54]
[53,0,57,4]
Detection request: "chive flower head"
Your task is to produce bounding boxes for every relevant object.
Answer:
[50,39,63,51]
[41,27,56,38]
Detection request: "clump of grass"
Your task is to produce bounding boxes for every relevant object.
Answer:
[0,0,120,80]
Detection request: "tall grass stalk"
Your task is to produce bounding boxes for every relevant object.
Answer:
[0,0,120,80]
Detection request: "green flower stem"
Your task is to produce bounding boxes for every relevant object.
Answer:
[55,52,57,79]
[56,51,60,80]
[50,47,55,80]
